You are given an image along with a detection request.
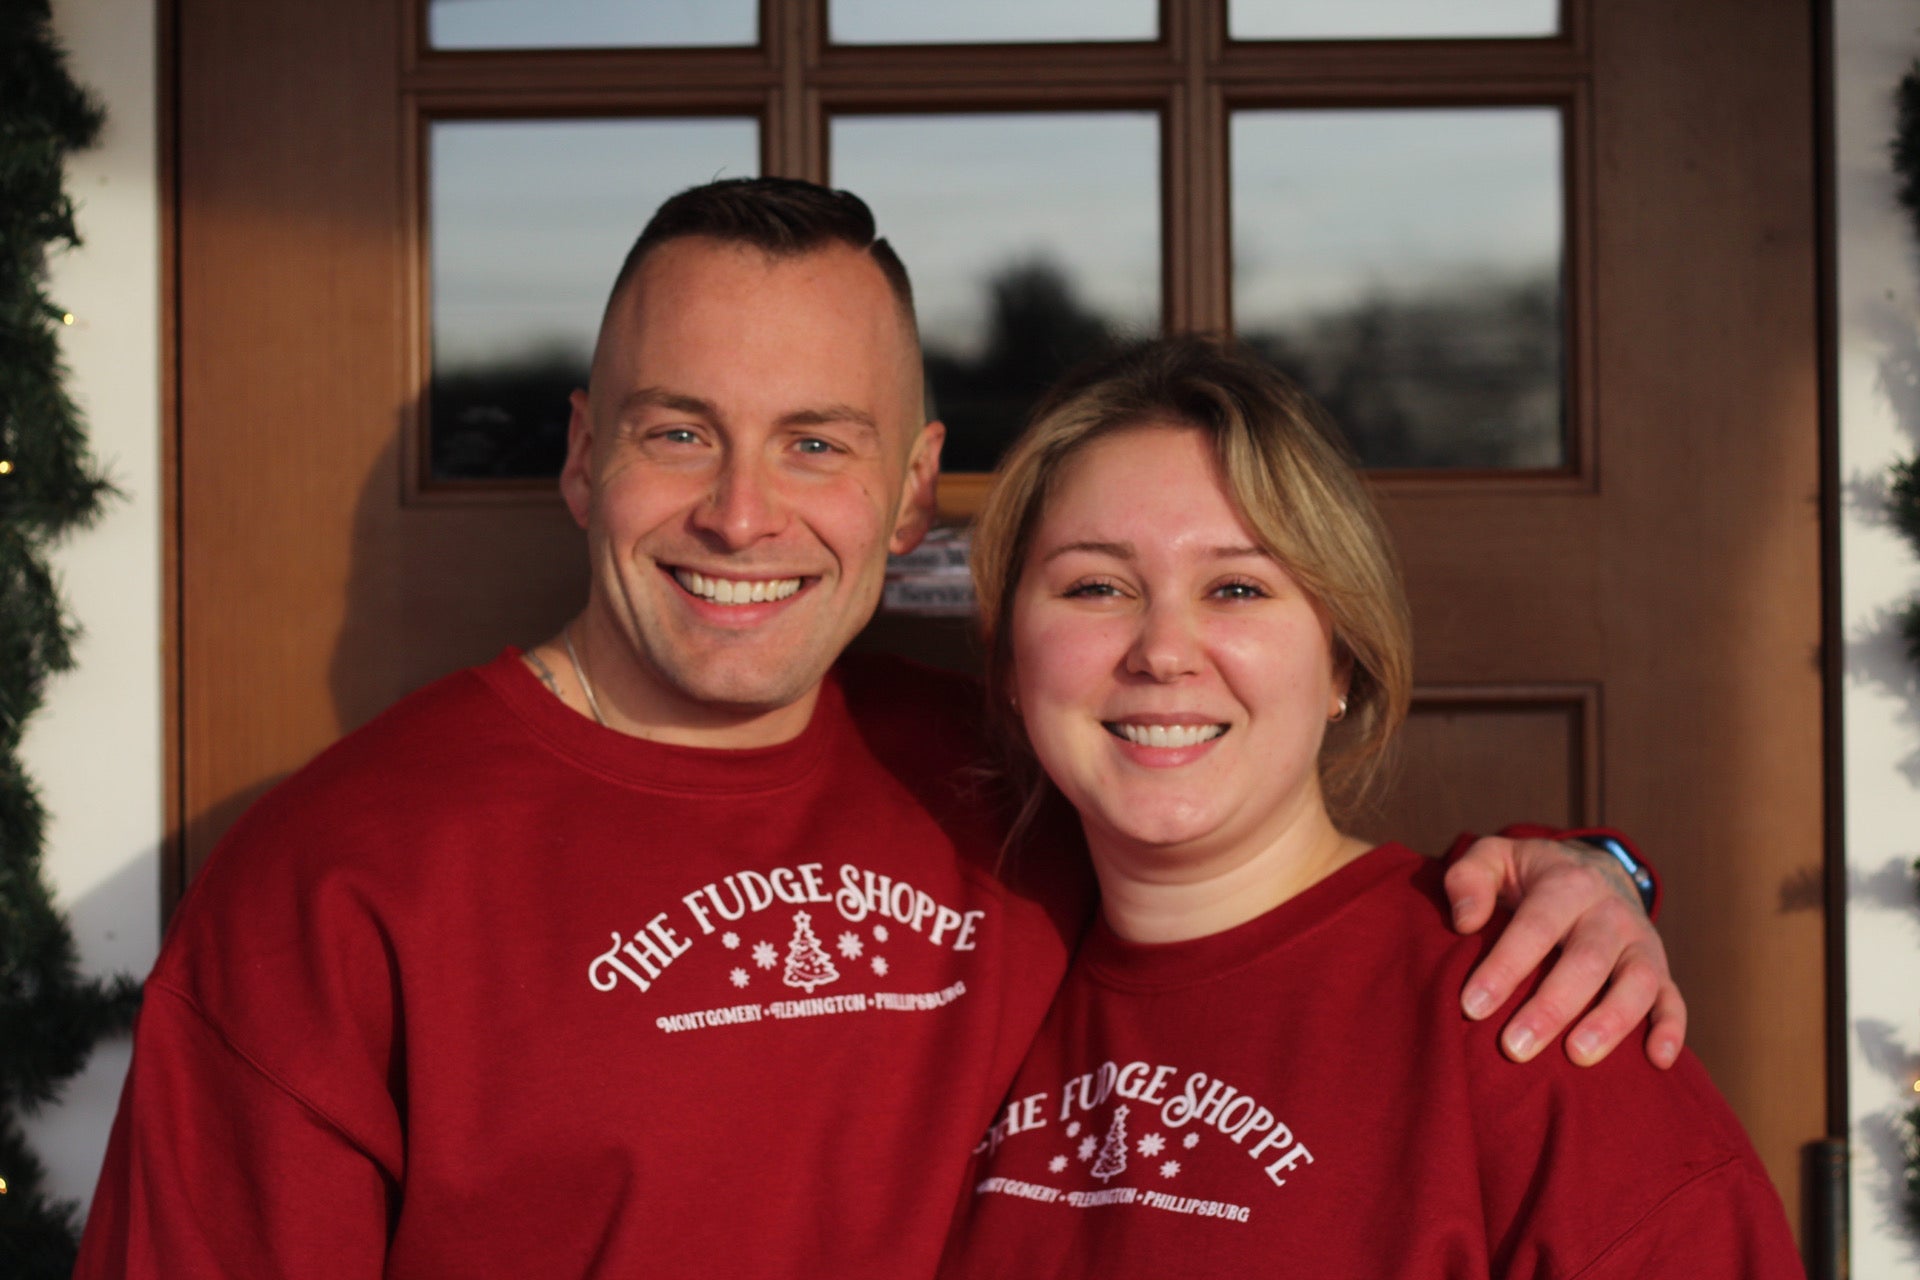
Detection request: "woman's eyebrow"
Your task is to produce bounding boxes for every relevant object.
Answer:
[1041,539,1135,564]
[1040,541,1270,563]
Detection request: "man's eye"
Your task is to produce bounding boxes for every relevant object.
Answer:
[639,426,703,449]
[793,436,838,455]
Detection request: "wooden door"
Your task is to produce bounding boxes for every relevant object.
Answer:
[170,0,1827,1243]
[1366,9,1827,1246]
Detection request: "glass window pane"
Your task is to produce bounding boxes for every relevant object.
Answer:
[429,118,758,480]
[1230,0,1558,41]
[832,113,1160,472]
[1232,108,1565,470]
[428,0,755,51]
[831,0,1155,45]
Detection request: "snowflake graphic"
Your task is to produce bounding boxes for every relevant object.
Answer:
[836,931,865,960]
[1159,1160,1181,1179]
[1182,1132,1200,1150]
[1066,1121,1082,1138]
[871,956,889,976]
[752,940,778,970]
[728,967,750,989]
[1077,1137,1098,1161]
[1137,1133,1165,1157]
[1048,1155,1069,1173]
[721,931,741,949]
[873,924,889,942]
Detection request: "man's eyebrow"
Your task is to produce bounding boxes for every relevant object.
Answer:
[779,403,880,436]
[615,387,715,420]
[611,390,879,438]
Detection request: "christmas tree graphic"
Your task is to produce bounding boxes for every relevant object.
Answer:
[782,911,841,992]
[1091,1105,1130,1181]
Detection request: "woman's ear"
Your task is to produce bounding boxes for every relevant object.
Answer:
[1328,642,1357,723]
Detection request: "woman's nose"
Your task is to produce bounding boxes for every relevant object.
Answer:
[1123,601,1203,682]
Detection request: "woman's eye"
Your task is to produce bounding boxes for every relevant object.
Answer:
[1063,579,1123,599]
[1213,580,1268,600]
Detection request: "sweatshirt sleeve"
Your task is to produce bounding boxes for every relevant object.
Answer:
[1460,962,1803,1280]
[73,981,397,1279]
[1555,1157,1805,1280]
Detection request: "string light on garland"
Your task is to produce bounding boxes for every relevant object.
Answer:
[0,2,143,1274]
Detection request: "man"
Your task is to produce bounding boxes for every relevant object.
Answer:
[77,179,1679,1276]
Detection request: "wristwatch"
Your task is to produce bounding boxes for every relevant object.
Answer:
[1575,835,1657,916]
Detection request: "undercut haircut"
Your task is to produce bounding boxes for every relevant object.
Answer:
[608,176,917,335]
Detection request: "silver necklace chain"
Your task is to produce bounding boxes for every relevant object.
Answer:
[563,626,608,727]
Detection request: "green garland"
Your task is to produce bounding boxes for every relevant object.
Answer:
[1894,60,1920,1234]
[0,3,143,1274]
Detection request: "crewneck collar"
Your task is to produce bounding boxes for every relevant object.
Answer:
[478,647,843,796]
[1078,843,1421,993]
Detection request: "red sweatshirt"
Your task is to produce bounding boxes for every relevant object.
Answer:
[941,844,1801,1279]
[77,652,1077,1278]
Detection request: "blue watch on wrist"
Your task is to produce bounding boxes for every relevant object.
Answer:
[1576,835,1657,915]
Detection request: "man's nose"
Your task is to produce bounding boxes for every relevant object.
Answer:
[692,453,786,548]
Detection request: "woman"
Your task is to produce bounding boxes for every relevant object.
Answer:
[941,337,1800,1277]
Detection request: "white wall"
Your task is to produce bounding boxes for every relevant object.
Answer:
[18,0,164,1213]
[1836,1,1920,1275]
[18,1,1920,1270]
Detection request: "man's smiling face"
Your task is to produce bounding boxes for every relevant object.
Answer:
[561,235,942,745]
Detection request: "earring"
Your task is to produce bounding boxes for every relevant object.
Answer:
[1328,695,1348,723]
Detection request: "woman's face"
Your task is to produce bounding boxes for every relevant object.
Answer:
[1009,424,1348,861]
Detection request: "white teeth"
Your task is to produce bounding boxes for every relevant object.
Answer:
[1112,723,1226,749]
[676,570,802,606]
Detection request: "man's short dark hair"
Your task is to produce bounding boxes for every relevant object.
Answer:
[609,177,917,332]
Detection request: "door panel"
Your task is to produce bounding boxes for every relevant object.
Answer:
[172,0,1826,1239]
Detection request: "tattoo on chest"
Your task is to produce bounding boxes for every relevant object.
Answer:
[525,650,562,700]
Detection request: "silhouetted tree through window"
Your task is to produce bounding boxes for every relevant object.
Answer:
[920,259,1561,474]
[423,262,1561,479]
[1243,270,1564,471]
[924,259,1121,474]
[429,351,583,480]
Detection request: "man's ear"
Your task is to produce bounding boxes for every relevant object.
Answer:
[889,420,946,555]
[560,388,595,530]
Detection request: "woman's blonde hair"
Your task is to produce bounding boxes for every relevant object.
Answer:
[971,335,1413,841]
